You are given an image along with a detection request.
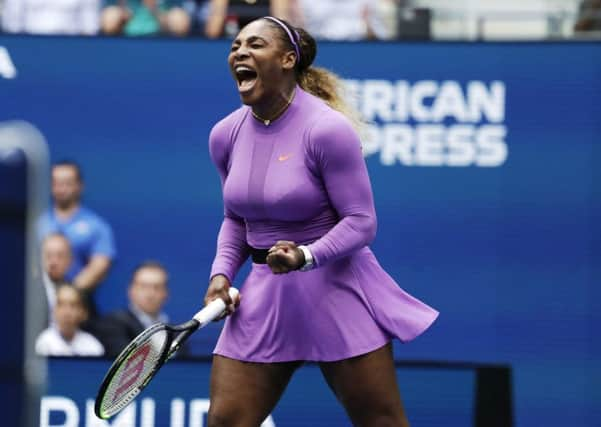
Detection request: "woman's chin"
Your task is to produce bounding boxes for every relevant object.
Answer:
[239,91,261,106]
[237,82,263,105]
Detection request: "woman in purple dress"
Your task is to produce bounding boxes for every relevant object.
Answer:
[204,16,438,427]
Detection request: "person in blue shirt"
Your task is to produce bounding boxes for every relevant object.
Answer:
[38,161,116,308]
[100,0,191,36]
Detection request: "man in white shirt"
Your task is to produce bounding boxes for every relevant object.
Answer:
[35,284,104,356]
[1,0,101,35]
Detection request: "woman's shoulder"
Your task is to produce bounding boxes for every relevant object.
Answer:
[300,94,361,157]
[307,107,358,145]
[210,106,248,137]
[300,90,356,136]
[209,106,249,154]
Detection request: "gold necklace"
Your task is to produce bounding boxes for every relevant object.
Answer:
[251,91,295,126]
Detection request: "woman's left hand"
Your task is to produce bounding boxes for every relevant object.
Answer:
[266,240,305,274]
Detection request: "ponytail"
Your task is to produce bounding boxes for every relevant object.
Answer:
[297,67,363,131]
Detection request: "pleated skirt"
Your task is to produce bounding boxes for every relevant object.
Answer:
[214,247,438,362]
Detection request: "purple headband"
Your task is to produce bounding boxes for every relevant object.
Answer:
[263,16,301,65]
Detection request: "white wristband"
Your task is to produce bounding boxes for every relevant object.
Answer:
[297,245,314,271]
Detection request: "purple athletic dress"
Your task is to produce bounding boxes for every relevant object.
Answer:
[209,87,438,362]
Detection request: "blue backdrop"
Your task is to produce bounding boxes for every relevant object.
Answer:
[0,36,600,427]
[43,358,476,427]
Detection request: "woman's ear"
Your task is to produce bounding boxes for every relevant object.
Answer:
[281,51,297,71]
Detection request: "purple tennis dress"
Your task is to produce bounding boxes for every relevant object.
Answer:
[209,87,438,362]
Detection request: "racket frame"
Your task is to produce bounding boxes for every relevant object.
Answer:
[94,288,238,419]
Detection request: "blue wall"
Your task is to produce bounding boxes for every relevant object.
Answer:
[0,37,599,426]
[44,358,476,427]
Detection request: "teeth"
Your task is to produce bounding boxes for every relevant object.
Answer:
[235,66,253,73]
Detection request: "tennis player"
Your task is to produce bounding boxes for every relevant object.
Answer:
[204,16,439,427]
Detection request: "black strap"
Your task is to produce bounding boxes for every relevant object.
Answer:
[249,247,269,264]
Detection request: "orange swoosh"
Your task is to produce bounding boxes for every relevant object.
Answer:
[278,154,292,161]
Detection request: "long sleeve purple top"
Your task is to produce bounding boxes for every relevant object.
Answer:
[210,87,438,362]
[209,87,376,282]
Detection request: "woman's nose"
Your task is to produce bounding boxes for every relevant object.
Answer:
[235,46,249,59]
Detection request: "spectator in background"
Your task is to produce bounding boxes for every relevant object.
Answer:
[35,284,104,356]
[289,0,399,41]
[41,233,72,324]
[204,0,288,38]
[97,261,171,357]
[38,161,116,318]
[574,0,601,32]
[101,0,191,36]
[179,0,211,35]
[1,0,101,35]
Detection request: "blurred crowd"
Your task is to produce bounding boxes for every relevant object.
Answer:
[0,0,410,40]
[574,0,601,32]
[0,0,597,40]
[35,161,177,357]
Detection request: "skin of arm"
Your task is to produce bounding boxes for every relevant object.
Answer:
[73,255,112,291]
[205,0,229,38]
[270,0,291,21]
[204,273,240,317]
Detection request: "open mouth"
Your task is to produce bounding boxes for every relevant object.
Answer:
[234,65,258,93]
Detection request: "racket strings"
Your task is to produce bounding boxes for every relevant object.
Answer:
[99,329,168,418]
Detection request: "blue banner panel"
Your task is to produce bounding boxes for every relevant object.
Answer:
[44,358,475,427]
[0,37,600,427]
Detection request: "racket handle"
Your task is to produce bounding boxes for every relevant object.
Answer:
[193,287,239,327]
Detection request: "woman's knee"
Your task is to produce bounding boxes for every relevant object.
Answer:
[320,344,409,426]
[347,404,409,427]
[208,356,298,427]
[207,400,272,427]
[207,404,239,427]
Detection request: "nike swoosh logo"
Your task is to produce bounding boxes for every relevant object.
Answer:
[278,154,292,161]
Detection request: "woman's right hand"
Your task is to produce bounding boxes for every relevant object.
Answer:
[204,274,241,319]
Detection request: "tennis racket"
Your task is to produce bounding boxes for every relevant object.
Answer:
[94,287,239,419]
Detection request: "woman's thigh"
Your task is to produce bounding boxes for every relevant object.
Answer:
[208,355,301,427]
[319,343,410,427]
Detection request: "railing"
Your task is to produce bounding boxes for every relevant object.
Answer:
[409,0,583,40]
